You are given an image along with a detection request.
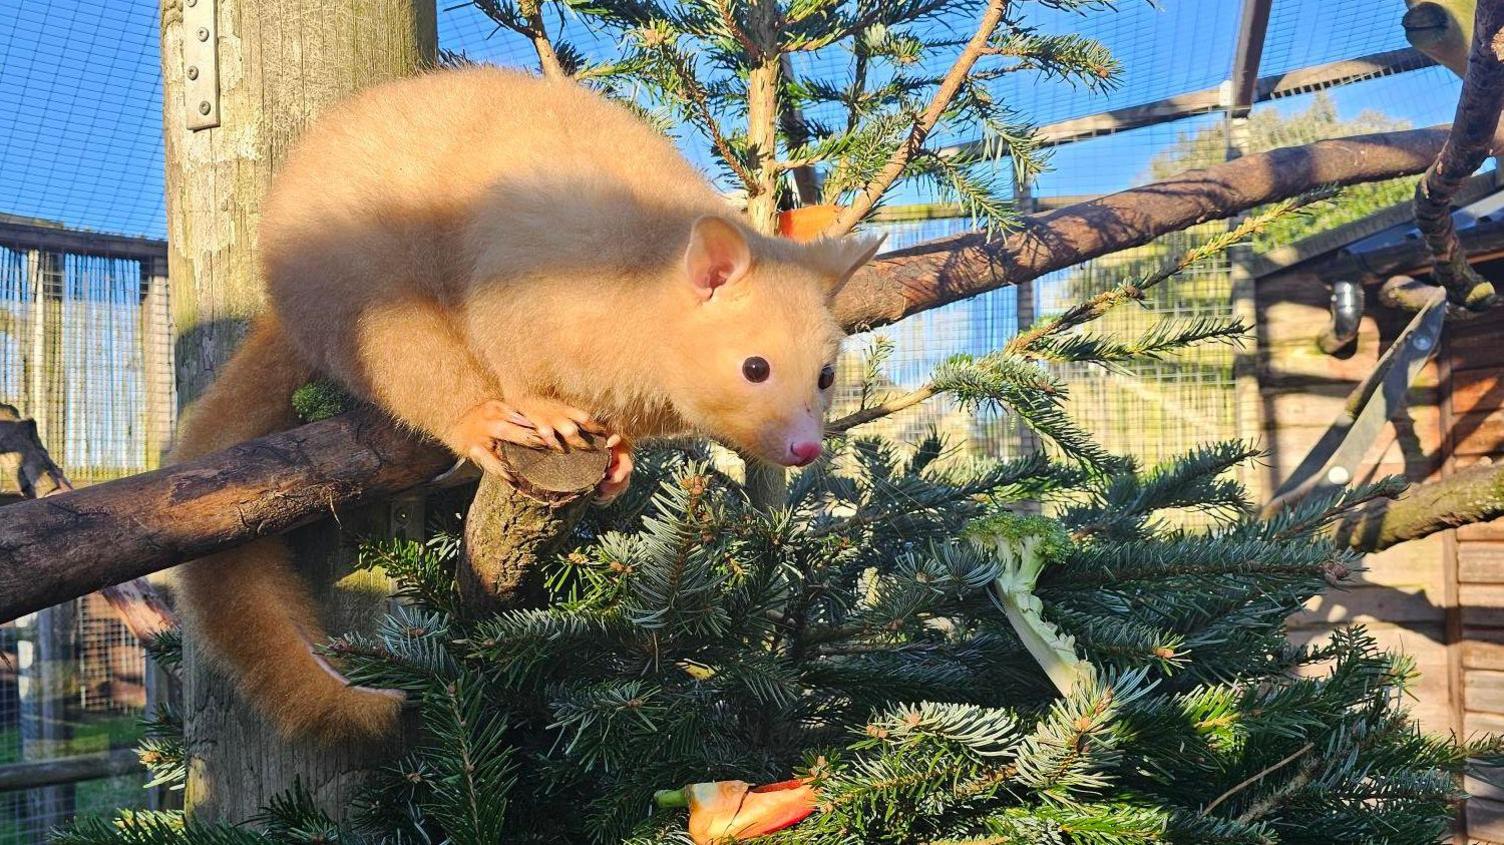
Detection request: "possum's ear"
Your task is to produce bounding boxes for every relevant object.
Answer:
[811,233,886,299]
[684,216,752,301]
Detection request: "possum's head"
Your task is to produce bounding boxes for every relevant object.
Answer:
[665,215,883,468]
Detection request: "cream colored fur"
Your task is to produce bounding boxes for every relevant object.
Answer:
[172,66,880,742]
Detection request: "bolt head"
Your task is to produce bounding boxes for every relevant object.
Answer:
[186,65,199,80]
[1413,334,1434,352]
[1326,466,1352,486]
[198,101,212,115]
[186,0,196,6]
[197,27,209,41]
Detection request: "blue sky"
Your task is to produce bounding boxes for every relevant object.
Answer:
[0,0,1464,241]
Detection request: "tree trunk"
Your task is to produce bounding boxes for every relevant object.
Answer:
[159,0,436,823]
[741,20,789,507]
[1412,0,1504,310]
[458,441,608,616]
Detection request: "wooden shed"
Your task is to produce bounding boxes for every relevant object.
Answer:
[1254,175,1504,840]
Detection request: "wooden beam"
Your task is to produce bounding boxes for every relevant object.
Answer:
[1229,0,1274,112]
[0,750,141,792]
[1285,214,1504,288]
[872,194,1099,223]
[1254,47,1435,99]
[839,125,1453,331]
[1247,171,1499,278]
[943,48,1435,156]
[0,220,167,262]
[0,407,453,624]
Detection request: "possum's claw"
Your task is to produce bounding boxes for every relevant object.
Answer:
[595,434,634,504]
[449,398,546,476]
[507,395,608,452]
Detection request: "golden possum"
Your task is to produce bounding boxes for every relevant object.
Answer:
[170,66,883,742]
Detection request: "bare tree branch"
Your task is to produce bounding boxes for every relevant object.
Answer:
[1414,0,1504,310]
[827,385,936,433]
[661,46,760,195]
[821,0,1010,238]
[834,125,1452,332]
[0,404,175,642]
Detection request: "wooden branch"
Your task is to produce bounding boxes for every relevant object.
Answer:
[1337,460,1504,552]
[821,0,1009,238]
[0,408,455,624]
[519,0,567,81]
[1403,0,1476,76]
[0,405,69,498]
[0,404,176,643]
[827,385,937,434]
[663,46,759,195]
[458,440,608,614]
[0,126,1463,622]
[1413,0,1503,311]
[834,125,1453,332]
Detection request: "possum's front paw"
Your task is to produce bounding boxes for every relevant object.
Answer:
[596,434,634,504]
[508,395,608,452]
[448,398,549,478]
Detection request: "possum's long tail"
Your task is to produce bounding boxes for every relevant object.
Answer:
[170,316,404,742]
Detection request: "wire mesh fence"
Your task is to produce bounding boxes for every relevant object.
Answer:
[1,606,150,845]
[0,222,168,842]
[0,224,174,485]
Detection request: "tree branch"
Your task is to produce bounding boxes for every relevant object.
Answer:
[1337,460,1504,552]
[834,125,1452,332]
[821,0,1010,239]
[0,408,455,623]
[0,404,175,643]
[0,126,1460,623]
[661,45,759,195]
[1413,0,1504,310]
[519,0,568,81]
[827,384,937,433]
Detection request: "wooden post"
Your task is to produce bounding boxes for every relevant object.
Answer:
[159,0,436,824]
[1223,72,1266,504]
[24,251,62,460]
[1011,170,1040,469]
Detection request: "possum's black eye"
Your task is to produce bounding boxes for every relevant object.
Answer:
[743,356,770,383]
[818,364,835,390]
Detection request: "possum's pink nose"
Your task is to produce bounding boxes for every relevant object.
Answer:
[789,441,822,467]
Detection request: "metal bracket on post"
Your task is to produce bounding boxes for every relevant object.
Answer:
[182,0,220,131]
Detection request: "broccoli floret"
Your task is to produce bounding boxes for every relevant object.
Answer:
[964,512,1091,695]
